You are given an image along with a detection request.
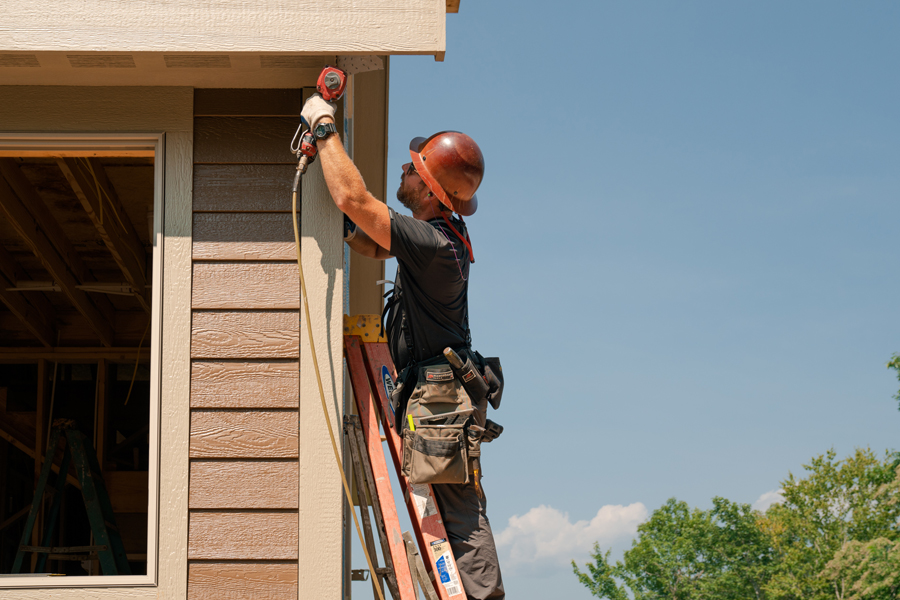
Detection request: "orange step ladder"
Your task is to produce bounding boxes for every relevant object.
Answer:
[344,314,467,600]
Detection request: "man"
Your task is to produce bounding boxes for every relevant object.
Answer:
[302,94,505,600]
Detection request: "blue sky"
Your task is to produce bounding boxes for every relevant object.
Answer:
[353,3,900,598]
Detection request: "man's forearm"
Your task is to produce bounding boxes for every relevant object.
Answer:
[317,128,368,212]
[314,117,392,250]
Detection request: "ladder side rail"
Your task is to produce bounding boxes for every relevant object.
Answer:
[403,531,440,600]
[12,426,63,573]
[356,339,467,600]
[66,429,131,575]
[35,443,73,573]
[345,335,418,600]
[349,416,402,600]
[344,415,391,600]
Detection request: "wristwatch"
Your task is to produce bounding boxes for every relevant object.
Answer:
[314,122,338,140]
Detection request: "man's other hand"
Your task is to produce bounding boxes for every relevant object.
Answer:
[301,93,336,129]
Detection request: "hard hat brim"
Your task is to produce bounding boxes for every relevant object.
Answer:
[409,136,479,217]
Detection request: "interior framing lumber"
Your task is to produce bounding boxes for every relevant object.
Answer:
[0,269,55,346]
[56,158,150,313]
[0,160,115,346]
[0,348,149,362]
[0,244,57,320]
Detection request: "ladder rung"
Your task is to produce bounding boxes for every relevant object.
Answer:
[47,553,95,561]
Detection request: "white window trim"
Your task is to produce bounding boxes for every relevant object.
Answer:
[0,132,165,589]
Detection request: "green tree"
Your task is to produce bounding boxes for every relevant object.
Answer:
[822,538,900,600]
[703,497,774,600]
[572,498,714,600]
[762,449,900,600]
[572,498,772,600]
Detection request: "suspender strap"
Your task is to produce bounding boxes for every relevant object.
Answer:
[440,213,475,263]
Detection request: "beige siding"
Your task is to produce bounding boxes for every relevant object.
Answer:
[188,90,305,598]
[192,213,296,260]
[188,563,298,600]
[190,361,299,409]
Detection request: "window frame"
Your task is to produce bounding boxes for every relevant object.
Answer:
[0,132,165,589]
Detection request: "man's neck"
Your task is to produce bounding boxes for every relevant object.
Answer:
[411,195,451,221]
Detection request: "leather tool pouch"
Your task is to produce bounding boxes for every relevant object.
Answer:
[402,424,468,484]
[407,364,469,418]
[401,364,472,484]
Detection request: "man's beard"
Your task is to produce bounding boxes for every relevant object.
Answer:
[396,185,422,213]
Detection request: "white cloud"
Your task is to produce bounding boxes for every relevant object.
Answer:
[753,489,785,512]
[495,503,647,571]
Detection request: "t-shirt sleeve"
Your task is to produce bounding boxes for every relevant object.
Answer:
[389,207,441,273]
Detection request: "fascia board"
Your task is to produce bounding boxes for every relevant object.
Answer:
[0,0,446,56]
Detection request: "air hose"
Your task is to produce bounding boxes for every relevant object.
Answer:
[291,178,387,600]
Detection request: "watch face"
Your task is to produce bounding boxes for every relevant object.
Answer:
[315,123,335,139]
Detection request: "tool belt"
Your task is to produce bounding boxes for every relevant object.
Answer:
[395,352,504,488]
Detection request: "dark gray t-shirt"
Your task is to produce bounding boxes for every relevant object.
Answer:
[385,207,471,367]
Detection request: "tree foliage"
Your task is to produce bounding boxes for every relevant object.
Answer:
[823,539,900,600]
[574,449,900,600]
[572,497,771,600]
[763,448,900,600]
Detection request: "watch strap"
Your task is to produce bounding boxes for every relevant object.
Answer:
[315,122,338,139]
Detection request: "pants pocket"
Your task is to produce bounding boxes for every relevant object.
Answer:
[402,425,469,484]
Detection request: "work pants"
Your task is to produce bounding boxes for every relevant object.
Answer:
[431,482,505,600]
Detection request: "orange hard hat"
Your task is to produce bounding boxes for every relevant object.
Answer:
[409,131,484,216]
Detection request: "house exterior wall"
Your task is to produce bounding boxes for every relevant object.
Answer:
[0,86,193,599]
[0,82,360,598]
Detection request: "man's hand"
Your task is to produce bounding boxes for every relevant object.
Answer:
[301,93,336,129]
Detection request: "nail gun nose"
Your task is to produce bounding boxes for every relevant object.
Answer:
[323,72,342,90]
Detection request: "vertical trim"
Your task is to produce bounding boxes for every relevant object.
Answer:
[297,152,345,600]
[158,127,193,600]
[146,132,165,586]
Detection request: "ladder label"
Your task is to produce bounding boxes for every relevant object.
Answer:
[431,539,462,597]
[381,365,396,429]
[410,483,438,518]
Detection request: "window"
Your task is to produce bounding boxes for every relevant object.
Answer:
[0,135,163,587]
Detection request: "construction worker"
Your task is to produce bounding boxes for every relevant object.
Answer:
[302,94,505,600]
